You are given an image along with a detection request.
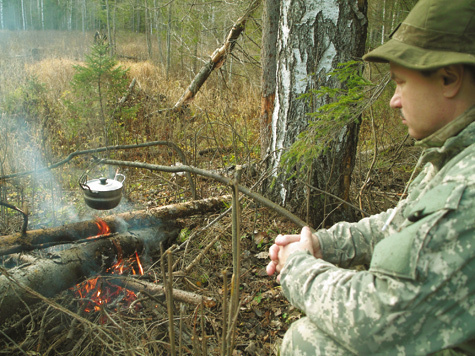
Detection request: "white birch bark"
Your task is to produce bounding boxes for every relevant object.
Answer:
[154,0,164,64]
[166,1,172,79]
[40,0,44,30]
[381,0,386,44]
[21,0,26,30]
[0,0,3,30]
[68,0,73,31]
[267,0,368,226]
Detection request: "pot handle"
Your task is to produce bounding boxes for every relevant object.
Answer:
[114,173,126,184]
[79,172,91,192]
[79,158,103,191]
[79,181,92,192]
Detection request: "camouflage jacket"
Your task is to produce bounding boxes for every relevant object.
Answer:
[280,105,475,355]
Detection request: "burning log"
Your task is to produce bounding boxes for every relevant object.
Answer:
[0,224,180,324]
[0,195,231,257]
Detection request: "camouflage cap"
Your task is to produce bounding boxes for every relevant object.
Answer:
[363,0,475,70]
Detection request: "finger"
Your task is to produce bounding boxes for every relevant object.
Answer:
[300,226,312,242]
[298,226,323,258]
[268,244,280,261]
[266,261,276,276]
[275,234,301,246]
[299,226,314,254]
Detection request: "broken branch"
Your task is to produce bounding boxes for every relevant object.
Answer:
[173,0,260,109]
[1,141,195,199]
[0,201,28,235]
[101,158,308,228]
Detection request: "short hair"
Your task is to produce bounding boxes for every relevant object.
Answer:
[465,65,475,83]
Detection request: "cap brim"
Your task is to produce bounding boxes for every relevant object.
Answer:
[363,38,475,70]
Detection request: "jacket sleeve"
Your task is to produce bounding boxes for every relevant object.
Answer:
[280,181,475,354]
[315,207,396,267]
[315,159,432,268]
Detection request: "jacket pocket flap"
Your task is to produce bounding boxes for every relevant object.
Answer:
[371,182,466,280]
[405,182,465,221]
[370,219,425,280]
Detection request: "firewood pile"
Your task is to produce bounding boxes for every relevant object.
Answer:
[0,195,249,356]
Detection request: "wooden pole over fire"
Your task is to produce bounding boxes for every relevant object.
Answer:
[0,195,231,257]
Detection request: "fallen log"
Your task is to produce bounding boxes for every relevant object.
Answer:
[0,223,181,324]
[0,195,231,257]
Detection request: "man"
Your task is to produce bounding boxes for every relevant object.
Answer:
[266,0,475,355]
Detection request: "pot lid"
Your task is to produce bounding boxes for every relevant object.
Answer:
[86,177,122,192]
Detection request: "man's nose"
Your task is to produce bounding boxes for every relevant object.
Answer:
[390,90,401,109]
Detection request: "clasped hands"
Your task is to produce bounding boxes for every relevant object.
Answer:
[266,226,323,283]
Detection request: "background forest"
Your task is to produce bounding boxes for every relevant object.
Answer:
[0,0,421,355]
[0,0,418,229]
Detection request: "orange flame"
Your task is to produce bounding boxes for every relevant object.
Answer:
[135,252,144,275]
[71,218,145,315]
[95,218,111,235]
[86,218,111,240]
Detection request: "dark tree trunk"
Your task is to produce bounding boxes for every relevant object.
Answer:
[265,0,368,228]
[260,0,280,158]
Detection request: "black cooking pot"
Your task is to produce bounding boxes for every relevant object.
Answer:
[79,174,126,210]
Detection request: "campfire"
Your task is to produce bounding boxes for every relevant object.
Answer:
[0,183,283,356]
[0,196,228,347]
[72,218,144,315]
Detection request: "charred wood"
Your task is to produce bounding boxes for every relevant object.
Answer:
[0,195,230,257]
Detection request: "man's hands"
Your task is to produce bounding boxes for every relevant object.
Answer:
[266,226,322,282]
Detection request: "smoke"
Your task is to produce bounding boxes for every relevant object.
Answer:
[1,113,141,240]
[1,115,80,231]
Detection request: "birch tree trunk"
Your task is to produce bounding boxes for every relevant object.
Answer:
[68,0,73,31]
[166,1,172,80]
[145,0,152,59]
[0,0,4,30]
[106,0,113,56]
[154,0,164,64]
[266,0,368,228]
[381,0,386,44]
[81,0,85,33]
[21,0,26,30]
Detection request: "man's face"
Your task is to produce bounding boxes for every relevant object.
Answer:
[389,63,452,140]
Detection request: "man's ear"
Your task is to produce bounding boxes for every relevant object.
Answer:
[441,64,464,98]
